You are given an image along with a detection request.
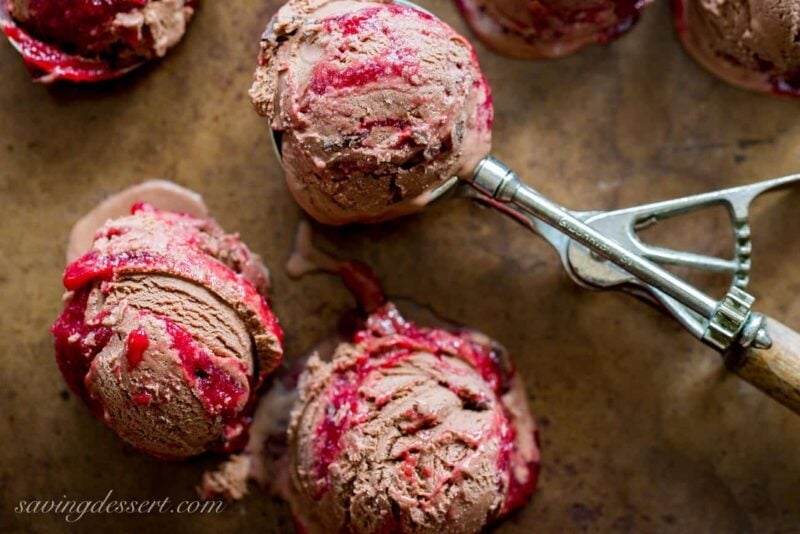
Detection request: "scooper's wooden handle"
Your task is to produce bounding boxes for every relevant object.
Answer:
[729,317,800,414]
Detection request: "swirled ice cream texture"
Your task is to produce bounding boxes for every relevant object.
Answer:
[250,0,492,225]
[52,203,283,458]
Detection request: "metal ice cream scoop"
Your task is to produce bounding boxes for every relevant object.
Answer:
[464,158,800,413]
[269,0,800,415]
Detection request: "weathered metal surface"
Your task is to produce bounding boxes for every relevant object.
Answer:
[1,0,799,532]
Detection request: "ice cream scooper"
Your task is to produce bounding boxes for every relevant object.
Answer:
[267,0,800,414]
[464,158,800,412]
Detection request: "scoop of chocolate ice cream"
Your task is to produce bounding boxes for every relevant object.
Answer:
[285,304,539,533]
[674,0,800,96]
[250,0,492,225]
[456,0,652,59]
[52,203,283,458]
[1,0,197,82]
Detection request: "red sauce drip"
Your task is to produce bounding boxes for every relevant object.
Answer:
[130,201,157,215]
[322,6,383,36]
[2,0,201,81]
[337,260,386,313]
[163,318,247,419]
[309,47,419,94]
[322,5,433,36]
[313,372,363,486]
[473,70,494,131]
[63,249,156,290]
[0,21,119,80]
[496,416,539,515]
[671,0,687,34]
[132,391,152,405]
[399,450,419,480]
[125,327,149,370]
[605,0,649,41]
[312,6,427,94]
[51,288,112,416]
[20,0,147,54]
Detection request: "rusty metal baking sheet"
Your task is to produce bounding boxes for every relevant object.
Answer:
[1,0,799,532]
